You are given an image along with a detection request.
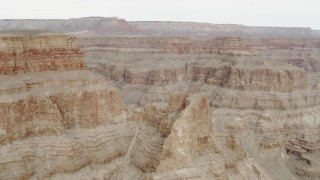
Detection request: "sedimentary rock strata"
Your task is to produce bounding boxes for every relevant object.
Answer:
[78,34,320,179]
[0,31,85,75]
[1,23,320,179]
[0,31,133,179]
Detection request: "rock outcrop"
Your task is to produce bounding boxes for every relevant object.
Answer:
[0,31,85,75]
[0,31,133,179]
[80,36,309,92]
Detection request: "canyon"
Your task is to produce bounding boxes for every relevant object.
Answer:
[0,18,320,180]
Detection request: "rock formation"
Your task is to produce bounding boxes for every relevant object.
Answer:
[1,20,320,180]
[78,34,320,180]
[0,31,85,75]
[0,31,133,179]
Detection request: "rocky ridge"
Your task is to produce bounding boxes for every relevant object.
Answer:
[0,17,319,37]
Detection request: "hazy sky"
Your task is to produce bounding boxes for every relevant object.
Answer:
[2,0,320,29]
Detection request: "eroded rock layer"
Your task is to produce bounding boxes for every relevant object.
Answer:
[78,35,320,180]
[0,32,133,179]
[0,31,85,75]
[1,29,320,180]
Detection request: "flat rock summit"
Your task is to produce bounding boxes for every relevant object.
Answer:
[0,18,320,180]
[1,17,319,37]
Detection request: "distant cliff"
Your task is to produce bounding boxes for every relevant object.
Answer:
[129,21,317,37]
[0,30,85,74]
[0,17,319,37]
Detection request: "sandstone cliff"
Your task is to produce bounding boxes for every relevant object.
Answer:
[80,36,310,92]
[0,31,85,75]
[0,31,133,179]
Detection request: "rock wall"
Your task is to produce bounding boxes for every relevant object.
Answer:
[80,36,312,93]
[78,36,254,55]
[89,62,308,92]
[0,32,134,179]
[0,33,85,75]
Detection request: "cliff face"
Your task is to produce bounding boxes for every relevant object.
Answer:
[0,32,85,75]
[78,36,255,55]
[0,32,132,179]
[0,71,126,145]
[93,63,307,92]
[80,36,310,92]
